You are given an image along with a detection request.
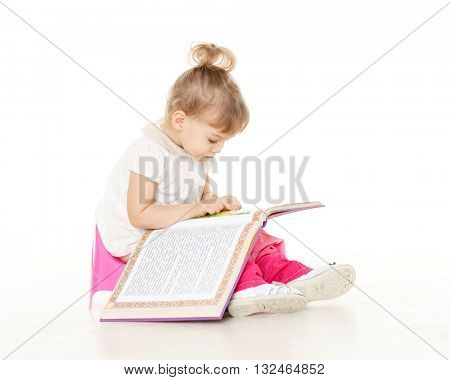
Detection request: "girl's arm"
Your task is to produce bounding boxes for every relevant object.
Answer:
[127,172,200,230]
[127,172,225,231]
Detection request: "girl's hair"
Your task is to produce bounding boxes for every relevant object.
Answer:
[164,42,250,136]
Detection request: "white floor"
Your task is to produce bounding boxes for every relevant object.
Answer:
[2,238,449,360]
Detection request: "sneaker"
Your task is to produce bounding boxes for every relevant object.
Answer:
[279,263,355,302]
[227,283,308,317]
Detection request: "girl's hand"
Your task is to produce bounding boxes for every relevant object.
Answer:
[195,196,226,216]
[219,195,241,211]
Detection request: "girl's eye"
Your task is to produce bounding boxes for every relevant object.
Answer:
[208,139,218,144]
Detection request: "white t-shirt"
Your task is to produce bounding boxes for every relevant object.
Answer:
[95,117,214,257]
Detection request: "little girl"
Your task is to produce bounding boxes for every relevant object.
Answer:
[95,42,355,318]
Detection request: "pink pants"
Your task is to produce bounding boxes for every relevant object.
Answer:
[234,229,313,292]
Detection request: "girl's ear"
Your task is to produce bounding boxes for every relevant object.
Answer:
[171,110,187,132]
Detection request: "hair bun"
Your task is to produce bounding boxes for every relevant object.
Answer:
[188,41,236,72]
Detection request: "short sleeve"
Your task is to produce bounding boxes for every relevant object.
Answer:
[127,141,168,184]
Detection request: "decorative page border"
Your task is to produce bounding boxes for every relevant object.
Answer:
[108,210,264,309]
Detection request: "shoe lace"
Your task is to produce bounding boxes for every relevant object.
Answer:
[269,282,296,295]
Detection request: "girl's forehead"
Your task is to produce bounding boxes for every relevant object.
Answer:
[198,121,227,137]
[208,128,231,139]
[192,114,231,138]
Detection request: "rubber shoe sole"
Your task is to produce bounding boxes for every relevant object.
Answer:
[287,264,355,302]
[227,293,308,318]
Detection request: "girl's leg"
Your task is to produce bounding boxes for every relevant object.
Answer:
[251,229,314,284]
[229,258,307,317]
[250,229,356,302]
[228,234,308,317]
[233,260,268,292]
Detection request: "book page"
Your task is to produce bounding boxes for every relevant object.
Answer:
[115,213,253,303]
[264,201,324,216]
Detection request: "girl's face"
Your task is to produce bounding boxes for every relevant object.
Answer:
[178,115,232,161]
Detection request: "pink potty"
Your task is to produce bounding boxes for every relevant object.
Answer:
[89,225,126,309]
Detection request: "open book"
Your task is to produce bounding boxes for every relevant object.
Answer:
[100,201,324,322]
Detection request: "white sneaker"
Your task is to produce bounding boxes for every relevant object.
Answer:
[282,263,355,302]
[227,283,308,317]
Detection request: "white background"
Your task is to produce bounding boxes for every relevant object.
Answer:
[0,0,449,361]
